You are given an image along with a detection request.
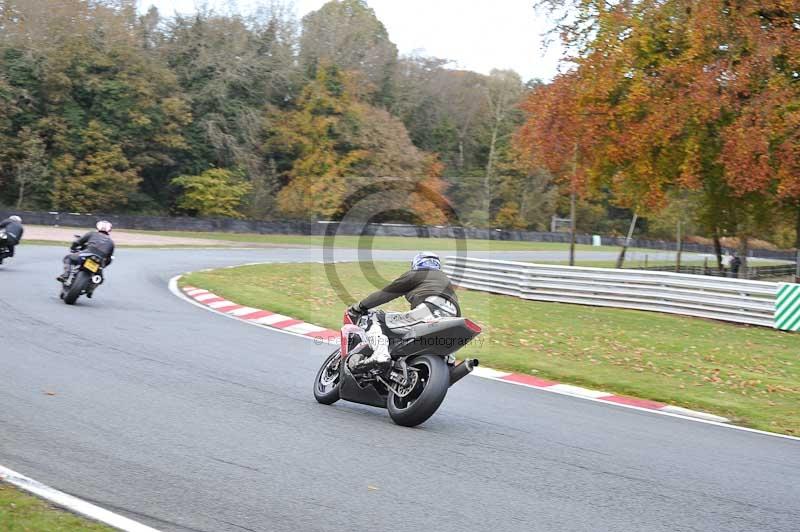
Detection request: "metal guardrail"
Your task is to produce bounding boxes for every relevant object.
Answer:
[443,257,779,327]
[638,264,797,280]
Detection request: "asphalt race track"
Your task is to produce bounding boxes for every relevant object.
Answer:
[1,245,798,532]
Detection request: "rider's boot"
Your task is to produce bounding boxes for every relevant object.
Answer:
[358,319,392,370]
[57,260,71,283]
[56,266,69,283]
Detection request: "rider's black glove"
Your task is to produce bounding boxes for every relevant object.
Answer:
[347,303,366,321]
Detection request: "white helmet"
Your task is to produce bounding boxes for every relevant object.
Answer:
[96,220,112,233]
[411,251,441,271]
[9,215,21,223]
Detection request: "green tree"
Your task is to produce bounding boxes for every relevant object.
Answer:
[493,149,558,231]
[52,120,141,212]
[12,127,50,208]
[0,0,191,211]
[300,0,398,105]
[172,168,252,218]
[163,8,298,216]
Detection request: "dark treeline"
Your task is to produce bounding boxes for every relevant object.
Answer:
[0,0,565,229]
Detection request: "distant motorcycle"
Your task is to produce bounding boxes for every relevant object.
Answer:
[0,230,12,265]
[314,309,481,427]
[60,235,106,305]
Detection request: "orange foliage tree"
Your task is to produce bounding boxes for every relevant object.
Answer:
[524,0,800,250]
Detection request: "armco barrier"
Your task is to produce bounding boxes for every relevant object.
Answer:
[639,263,798,281]
[443,257,781,328]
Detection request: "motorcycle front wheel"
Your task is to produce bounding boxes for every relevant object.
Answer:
[63,271,90,305]
[313,350,341,405]
[387,354,449,427]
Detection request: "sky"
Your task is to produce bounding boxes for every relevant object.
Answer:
[137,0,564,82]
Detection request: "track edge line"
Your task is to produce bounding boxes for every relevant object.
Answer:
[0,464,161,532]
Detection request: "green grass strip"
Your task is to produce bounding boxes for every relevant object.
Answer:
[0,483,113,531]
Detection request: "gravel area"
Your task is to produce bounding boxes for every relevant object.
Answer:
[24,225,241,247]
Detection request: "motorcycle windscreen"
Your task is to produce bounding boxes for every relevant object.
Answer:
[391,318,480,359]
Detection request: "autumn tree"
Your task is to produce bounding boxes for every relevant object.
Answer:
[348,104,426,177]
[515,71,605,261]
[709,2,800,250]
[268,65,436,221]
[529,0,800,261]
[267,66,367,219]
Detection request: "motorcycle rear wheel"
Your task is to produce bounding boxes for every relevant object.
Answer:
[387,354,449,427]
[313,350,341,405]
[64,271,90,305]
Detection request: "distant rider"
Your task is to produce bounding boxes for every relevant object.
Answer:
[57,220,115,283]
[348,252,460,369]
[0,215,24,261]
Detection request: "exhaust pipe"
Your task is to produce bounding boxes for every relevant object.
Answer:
[449,358,479,386]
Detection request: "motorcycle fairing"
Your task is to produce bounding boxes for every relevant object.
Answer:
[338,362,388,408]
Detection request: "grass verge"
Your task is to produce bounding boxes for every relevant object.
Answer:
[135,229,639,252]
[22,237,230,249]
[183,261,799,435]
[0,482,112,531]
[22,239,71,247]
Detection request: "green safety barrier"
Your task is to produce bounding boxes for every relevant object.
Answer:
[775,283,800,331]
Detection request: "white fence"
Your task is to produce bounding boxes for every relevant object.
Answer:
[443,257,779,327]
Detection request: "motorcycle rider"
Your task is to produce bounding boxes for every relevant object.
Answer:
[57,220,115,284]
[348,252,460,369]
[0,215,24,261]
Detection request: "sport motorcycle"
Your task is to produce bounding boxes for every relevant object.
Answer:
[314,309,481,427]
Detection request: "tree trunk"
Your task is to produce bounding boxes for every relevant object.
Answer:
[795,250,800,284]
[569,142,578,266]
[737,234,749,279]
[795,203,800,250]
[457,139,465,173]
[569,191,576,266]
[616,213,638,268]
[675,220,683,273]
[519,178,530,224]
[16,178,25,209]
[713,230,723,272]
[482,123,499,217]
